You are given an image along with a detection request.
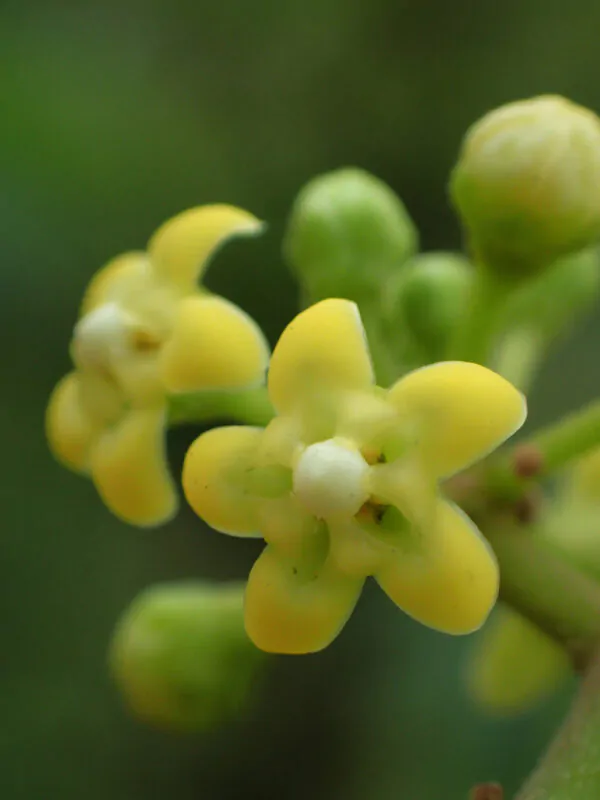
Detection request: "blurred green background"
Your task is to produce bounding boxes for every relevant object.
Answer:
[4,1,600,797]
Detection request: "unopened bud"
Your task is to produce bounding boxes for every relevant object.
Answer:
[285,168,418,303]
[451,96,600,276]
[466,606,570,715]
[109,581,265,731]
[388,251,473,360]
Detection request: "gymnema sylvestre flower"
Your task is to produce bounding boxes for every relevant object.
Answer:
[183,298,527,654]
[46,205,269,526]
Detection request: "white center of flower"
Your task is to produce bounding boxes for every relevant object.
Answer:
[73,302,135,369]
[293,438,370,518]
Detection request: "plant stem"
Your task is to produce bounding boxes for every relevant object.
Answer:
[487,398,600,502]
[516,645,600,800]
[493,327,543,393]
[168,386,275,428]
[486,526,600,666]
[448,268,511,364]
[361,307,402,387]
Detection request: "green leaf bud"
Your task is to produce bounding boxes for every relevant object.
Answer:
[387,251,474,361]
[501,246,600,342]
[451,96,600,277]
[109,581,265,732]
[284,168,418,304]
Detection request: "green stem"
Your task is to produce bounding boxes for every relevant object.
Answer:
[361,308,402,387]
[487,398,600,501]
[448,267,512,364]
[516,646,600,800]
[493,327,544,393]
[168,386,275,427]
[486,526,600,666]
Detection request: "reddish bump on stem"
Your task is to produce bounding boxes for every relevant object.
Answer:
[469,783,503,800]
[513,444,544,479]
[513,485,543,525]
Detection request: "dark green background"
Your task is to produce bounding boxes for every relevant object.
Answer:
[4,1,600,797]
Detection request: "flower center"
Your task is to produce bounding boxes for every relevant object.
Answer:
[73,302,135,370]
[293,438,370,518]
[73,302,161,373]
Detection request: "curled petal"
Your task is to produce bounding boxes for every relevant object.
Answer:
[245,545,364,653]
[182,426,262,535]
[80,252,147,317]
[268,298,374,415]
[160,295,269,393]
[388,361,526,479]
[46,372,95,473]
[90,408,177,527]
[467,606,570,714]
[148,205,264,288]
[376,500,499,634]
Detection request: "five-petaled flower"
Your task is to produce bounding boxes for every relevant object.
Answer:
[183,298,527,654]
[46,205,270,526]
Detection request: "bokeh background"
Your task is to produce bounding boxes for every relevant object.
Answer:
[4,1,600,797]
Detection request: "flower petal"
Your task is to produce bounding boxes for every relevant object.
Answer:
[46,372,95,473]
[182,426,262,535]
[90,408,177,527]
[244,545,364,653]
[148,205,264,288]
[268,298,374,415]
[328,517,386,577]
[388,361,526,479]
[160,295,269,393]
[467,606,570,714]
[80,252,147,317]
[258,495,319,559]
[376,500,499,634]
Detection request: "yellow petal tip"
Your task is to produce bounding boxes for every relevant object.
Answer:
[46,372,94,473]
[148,204,265,287]
[268,298,374,414]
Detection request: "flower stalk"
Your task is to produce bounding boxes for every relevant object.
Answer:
[487,398,600,502]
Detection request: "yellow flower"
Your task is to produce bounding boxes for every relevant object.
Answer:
[466,606,570,715]
[46,205,270,526]
[183,298,526,654]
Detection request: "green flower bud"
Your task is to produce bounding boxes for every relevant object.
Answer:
[109,581,265,732]
[284,168,418,304]
[502,246,600,341]
[451,96,600,277]
[388,251,474,360]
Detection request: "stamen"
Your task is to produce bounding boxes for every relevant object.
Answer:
[293,438,370,518]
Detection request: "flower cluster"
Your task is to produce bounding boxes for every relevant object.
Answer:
[46,205,269,526]
[183,298,526,653]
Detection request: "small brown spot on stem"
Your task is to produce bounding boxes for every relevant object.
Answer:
[470,783,503,800]
[513,487,543,524]
[513,444,543,479]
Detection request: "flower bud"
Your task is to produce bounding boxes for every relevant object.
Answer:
[501,247,600,341]
[451,96,600,277]
[387,252,473,360]
[284,168,418,303]
[109,581,265,731]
